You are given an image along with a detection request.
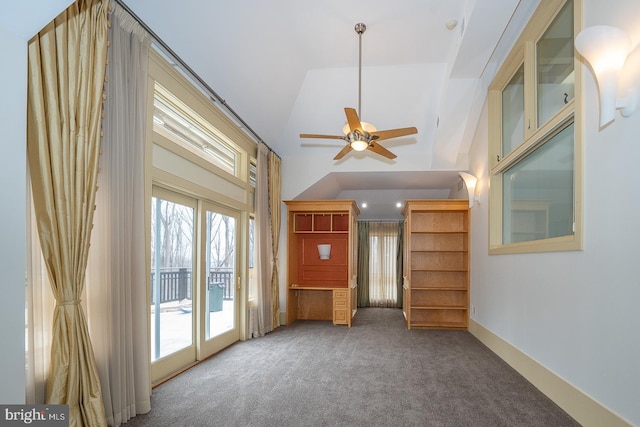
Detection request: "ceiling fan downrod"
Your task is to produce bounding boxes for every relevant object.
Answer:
[355,23,366,119]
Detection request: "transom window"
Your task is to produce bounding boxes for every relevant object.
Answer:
[153,83,239,176]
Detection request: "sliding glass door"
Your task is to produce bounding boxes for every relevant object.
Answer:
[150,188,196,381]
[150,189,241,382]
[198,202,240,358]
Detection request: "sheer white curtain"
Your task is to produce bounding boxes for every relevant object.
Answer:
[250,142,272,337]
[368,222,399,307]
[84,5,151,425]
[25,188,55,405]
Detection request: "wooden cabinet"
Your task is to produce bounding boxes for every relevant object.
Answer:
[333,289,349,324]
[402,200,469,329]
[285,200,359,327]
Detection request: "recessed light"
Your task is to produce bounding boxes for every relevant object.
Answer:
[361,202,367,208]
[445,19,458,31]
[396,202,402,208]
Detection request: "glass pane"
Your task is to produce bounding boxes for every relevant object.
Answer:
[537,0,574,126]
[249,162,257,188]
[248,218,256,302]
[206,210,236,339]
[502,65,525,155]
[150,197,194,361]
[153,84,237,175]
[502,122,574,244]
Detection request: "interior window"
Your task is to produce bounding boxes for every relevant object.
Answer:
[502,64,525,155]
[536,1,575,127]
[502,122,574,244]
[488,0,581,254]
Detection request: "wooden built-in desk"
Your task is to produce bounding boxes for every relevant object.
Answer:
[285,200,359,327]
[287,284,356,326]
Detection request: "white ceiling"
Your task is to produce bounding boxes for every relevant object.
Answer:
[120,0,539,218]
[297,170,462,220]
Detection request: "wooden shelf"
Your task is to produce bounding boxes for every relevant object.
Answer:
[293,212,350,233]
[411,231,468,235]
[410,323,468,329]
[411,249,469,252]
[289,285,348,290]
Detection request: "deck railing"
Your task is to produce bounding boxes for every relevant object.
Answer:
[150,268,234,304]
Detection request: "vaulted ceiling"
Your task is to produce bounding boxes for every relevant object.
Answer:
[120,0,540,218]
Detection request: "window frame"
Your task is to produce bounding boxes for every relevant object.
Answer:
[146,47,257,349]
[488,0,584,254]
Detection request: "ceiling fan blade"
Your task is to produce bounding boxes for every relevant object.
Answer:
[301,142,345,147]
[372,127,418,141]
[300,133,345,140]
[333,144,353,160]
[344,108,363,133]
[368,141,397,159]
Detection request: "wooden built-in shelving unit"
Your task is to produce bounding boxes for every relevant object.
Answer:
[402,200,470,330]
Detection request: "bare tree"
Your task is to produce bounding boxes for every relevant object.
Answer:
[208,212,235,270]
[150,198,194,269]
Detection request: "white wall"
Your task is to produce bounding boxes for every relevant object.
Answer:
[467,0,640,424]
[0,0,73,404]
[0,24,28,405]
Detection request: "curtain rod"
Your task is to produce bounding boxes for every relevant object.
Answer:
[113,0,281,160]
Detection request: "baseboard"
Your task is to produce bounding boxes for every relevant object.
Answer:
[469,319,631,427]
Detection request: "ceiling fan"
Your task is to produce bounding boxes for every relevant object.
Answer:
[300,23,418,160]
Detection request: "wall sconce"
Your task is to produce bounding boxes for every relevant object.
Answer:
[317,244,331,260]
[575,25,640,127]
[458,172,478,209]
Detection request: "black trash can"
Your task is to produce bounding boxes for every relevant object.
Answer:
[209,281,224,312]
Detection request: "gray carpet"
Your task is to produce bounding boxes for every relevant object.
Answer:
[125,308,579,426]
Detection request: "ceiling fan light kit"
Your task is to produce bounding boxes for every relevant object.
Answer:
[342,121,376,135]
[300,22,418,160]
[347,134,369,152]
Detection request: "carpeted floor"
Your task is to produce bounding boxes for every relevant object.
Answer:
[125,308,580,426]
